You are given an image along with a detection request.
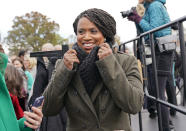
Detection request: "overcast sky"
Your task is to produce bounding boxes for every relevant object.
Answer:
[0,0,185,43]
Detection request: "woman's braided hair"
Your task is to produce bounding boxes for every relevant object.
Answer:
[73,8,116,45]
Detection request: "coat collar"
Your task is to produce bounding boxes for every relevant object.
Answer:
[72,72,103,121]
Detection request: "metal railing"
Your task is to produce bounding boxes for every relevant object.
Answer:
[120,16,186,131]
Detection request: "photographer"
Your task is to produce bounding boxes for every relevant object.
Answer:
[127,0,175,131]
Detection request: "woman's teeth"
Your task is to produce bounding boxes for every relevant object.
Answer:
[84,43,93,47]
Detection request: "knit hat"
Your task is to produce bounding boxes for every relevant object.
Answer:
[73,8,116,46]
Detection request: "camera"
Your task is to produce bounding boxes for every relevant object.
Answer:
[120,7,136,18]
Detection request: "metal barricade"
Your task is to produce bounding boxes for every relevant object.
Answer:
[120,16,186,131]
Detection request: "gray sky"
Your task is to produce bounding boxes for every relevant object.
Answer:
[0,0,185,43]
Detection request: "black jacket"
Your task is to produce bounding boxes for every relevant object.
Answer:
[29,57,67,131]
[28,57,48,107]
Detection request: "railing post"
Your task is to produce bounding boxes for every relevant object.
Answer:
[138,37,147,131]
[138,111,143,131]
[138,37,148,89]
[119,44,121,51]
[149,33,163,131]
[133,40,137,57]
[178,22,186,106]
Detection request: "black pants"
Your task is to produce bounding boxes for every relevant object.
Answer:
[166,68,177,114]
[147,64,156,113]
[147,50,175,131]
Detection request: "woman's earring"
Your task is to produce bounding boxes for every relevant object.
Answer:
[104,38,107,42]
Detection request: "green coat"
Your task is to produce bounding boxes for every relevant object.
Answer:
[43,53,144,131]
[0,52,31,131]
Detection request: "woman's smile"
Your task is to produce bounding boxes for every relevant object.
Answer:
[77,17,104,53]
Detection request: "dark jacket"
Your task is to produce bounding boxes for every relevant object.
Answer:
[29,57,67,131]
[28,57,48,107]
[43,53,144,131]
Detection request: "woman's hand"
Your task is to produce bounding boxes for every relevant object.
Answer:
[24,107,43,129]
[98,43,112,60]
[63,49,80,70]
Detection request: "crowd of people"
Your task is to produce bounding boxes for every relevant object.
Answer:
[0,0,184,131]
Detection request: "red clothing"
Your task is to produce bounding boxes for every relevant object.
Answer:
[9,92,24,119]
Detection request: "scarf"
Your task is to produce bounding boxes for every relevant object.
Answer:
[72,43,101,96]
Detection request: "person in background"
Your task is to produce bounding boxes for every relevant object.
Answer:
[127,0,175,130]
[42,8,144,131]
[0,44,43,131]
[12,57,34,110]
[166,54,177,117]
[29,43,67,131]
[5,64,24,120]
[42,43,55,67]
[54,44,62,50]
[10,55,17,63]
[174,50,184,105]
[28,43,54,107]
[112,43,119,53]
[12,57,34,95]
[18,50,26,62]
[23,55,37,103]
[23,55,37,81]
[12,57,28,111]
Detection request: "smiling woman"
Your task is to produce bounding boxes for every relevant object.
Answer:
[76,17,105,54]
[42,8,144,131]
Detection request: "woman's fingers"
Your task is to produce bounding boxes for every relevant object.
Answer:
[98,46,108,53]
[98,43,112,59]
[24,112,40,129]
[63,49,80,70]
[23,107,43,129]
[64,55,80,64]
[31,107,43,119]
[99,43,110,48]
[24,120,38,129]
[66,49,77,55]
